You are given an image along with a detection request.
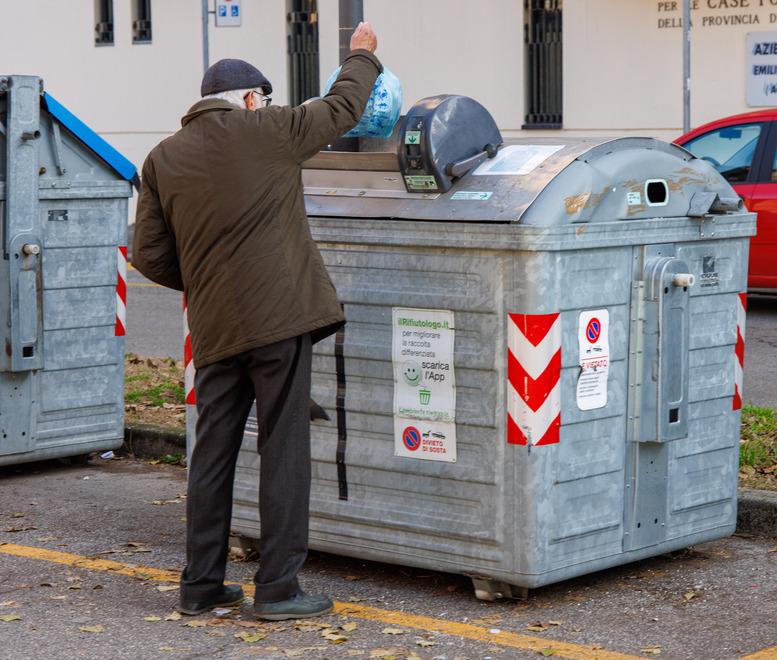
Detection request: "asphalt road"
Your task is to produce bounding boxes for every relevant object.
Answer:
[743,294,777,410]
[0,457,775,660]
[127,270,777,409]
[126,266,182,359]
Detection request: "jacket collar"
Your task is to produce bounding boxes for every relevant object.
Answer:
[181,98,237,127]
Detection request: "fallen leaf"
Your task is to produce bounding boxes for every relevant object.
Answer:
[156,585,179,592]
[296,623,331,631]
[348,596,368,602]
[416,639,436,647]
[0,601,16,606]
[324,632,348,644]
[641,647,662,655]
[381,627,407,635]
[369,650,401,659]
[471,614,503,626]
[342,622,359,632]
[548,620,562,626]
[165,612,182,621]
[39,582,54,588]
[184,620,208,628]
[526,622,549,632]
[67,585,82,591]
[0,615,21,622]
[769,546,777,553]
[10,513,25,518]
[345,575,365,581]
[446,584,459,592]
[144,616,162,622]
[540,649,556,657]
[80,625,105,633]
[683,591,697,602]
[159,647,175,652]
[49,595,67,601]
[235,631,267,643]
[4,525,36,533]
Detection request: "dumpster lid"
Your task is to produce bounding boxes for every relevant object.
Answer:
[303,135,739,225]
[42,92,138,185]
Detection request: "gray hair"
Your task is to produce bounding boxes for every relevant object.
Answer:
[203,88,254,109]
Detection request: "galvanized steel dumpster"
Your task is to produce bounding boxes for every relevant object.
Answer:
[0,75,134,466]
[189,96,755,598]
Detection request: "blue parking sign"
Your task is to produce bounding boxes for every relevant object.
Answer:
[231,5,239,16]
[218,5,226,16]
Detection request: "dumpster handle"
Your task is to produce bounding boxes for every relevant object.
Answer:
[445,143,499,179]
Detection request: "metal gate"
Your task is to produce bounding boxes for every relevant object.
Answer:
[287,0,320,107]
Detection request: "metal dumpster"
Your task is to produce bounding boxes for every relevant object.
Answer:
[0,75,134,466]
[188,95,755,598]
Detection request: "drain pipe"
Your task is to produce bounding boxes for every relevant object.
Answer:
[339,0,363,64]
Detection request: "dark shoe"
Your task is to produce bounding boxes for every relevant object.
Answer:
[254,590,333,621]
[179,584,245,615]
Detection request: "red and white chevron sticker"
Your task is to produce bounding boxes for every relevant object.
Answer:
[115,246,127,336]
[183,296,196,405]
[733,292,746,411]
[507,312,562,446]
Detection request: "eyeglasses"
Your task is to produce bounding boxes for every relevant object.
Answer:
[245,90,272,107]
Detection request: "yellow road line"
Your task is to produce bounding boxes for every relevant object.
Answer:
[0,541,640,659]
[743,648,777,659]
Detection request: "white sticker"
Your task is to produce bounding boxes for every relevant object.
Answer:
[451,191,493,201]
[627,191,642,206]
[393,308,456,462]
[577,309,610,411]
[473,144,564,176]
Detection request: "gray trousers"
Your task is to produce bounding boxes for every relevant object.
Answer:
[181,333,312,603]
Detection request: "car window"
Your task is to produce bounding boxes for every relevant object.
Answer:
[682,123,763,183]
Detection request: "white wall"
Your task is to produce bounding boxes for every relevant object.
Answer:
[0,0,288,171]
[3,0,775,171]
[317,0,524,131]
[566,0,777,139]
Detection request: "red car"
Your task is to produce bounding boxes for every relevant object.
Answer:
[676,110,777,291]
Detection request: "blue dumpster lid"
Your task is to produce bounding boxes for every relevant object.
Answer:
[43,92,138,185]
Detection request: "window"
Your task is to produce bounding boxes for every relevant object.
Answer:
[94,0,114,46]
[287,0,320,106]
[524,0,563,128]
[132,0,152,44]
[683,123,763,184]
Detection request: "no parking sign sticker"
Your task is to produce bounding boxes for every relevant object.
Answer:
[577,309,610,411]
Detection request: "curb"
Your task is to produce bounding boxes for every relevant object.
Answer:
[121,425,777,539]
[123,424,185,459]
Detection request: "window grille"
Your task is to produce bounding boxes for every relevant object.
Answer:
[94,0,114,46]
[524,0,563,128]
[287,0,320,106]
[132,0,152,44]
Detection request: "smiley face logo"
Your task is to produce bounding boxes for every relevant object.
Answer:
[402,361,422,387]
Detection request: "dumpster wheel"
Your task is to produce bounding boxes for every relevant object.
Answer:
[470,577,528,601]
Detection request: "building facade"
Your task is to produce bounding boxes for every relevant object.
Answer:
[2,0,777,175]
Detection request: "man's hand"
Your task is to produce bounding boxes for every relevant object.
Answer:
[350,21,377,53]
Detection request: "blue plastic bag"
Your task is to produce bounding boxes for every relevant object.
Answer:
[322,66,403,139]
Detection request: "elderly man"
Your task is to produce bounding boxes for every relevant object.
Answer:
[133,23,381,620]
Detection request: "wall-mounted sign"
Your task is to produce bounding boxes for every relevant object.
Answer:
[215,0,241,27]
[747,31,777,106]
